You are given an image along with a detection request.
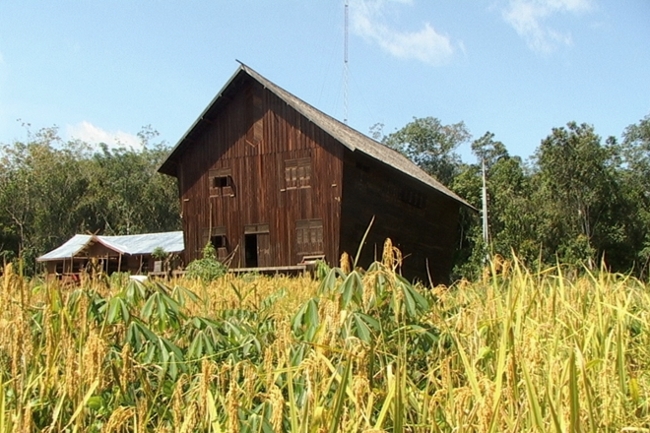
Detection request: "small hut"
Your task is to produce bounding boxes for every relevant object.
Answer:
[37,231,184,278]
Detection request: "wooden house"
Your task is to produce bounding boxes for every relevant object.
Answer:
[158,63,472,284]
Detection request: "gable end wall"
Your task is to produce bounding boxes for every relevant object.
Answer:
[177,80,344,268]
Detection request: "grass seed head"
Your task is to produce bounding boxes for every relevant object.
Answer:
[269,384,284,432]
[103,406,134,433]
[226,375,240,433]
[82,328,108,388]
[119,343,133,389]
[340,252,351,274]
[179,401,199,433]
[352,374,370,415]
[200,358,213,410]
[172,375,186,427]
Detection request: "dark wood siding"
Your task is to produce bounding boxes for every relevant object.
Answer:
[165,68,466,282]
[178,79,344,268]
[339,150,460,284]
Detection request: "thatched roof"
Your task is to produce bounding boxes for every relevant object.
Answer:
[159,62,472,208]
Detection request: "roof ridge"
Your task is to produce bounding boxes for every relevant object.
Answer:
[159,62,472,209]
[238,63,472,208]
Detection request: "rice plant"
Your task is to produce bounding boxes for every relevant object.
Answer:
[1,246,649,432]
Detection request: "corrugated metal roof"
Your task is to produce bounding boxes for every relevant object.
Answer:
[37,231,184,262]
[159,62,473,209]
[37,234,92,262]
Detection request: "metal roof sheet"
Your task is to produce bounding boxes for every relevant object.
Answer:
[37,231,184,262]
[37,234,92,262]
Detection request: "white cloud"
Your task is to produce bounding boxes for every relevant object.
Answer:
[502,0,594,54]
[66,121,141,149]
[350,0,455,66]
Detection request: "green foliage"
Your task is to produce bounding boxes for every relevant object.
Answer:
[185,243,227,282]
[0,125,180,275]
[621,114,650,276]
[151,247,167,261]
[452,132,541,278]
[382,116,471,185]
[534,122,618,265]
[450,117,650,280]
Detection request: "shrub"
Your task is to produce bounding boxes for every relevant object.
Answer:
[151,246,168,261]
[185,243,226,282]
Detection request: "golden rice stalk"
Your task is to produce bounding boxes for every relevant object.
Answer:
[171,375,186,428]
[82,328,108,389]
[268,384,284,432]
[102,406,134,433]
[119,343,133,391]
[381,238,403,272]
[225,363,240,433]
[179,401,199,433]
[340,252,351,274]
[200,358,213,414]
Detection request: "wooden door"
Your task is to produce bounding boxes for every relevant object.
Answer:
[257,233,271,267]
[244,223,271,268]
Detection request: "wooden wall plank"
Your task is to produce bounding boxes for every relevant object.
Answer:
[339,150,460,284]
[178,79,344,268]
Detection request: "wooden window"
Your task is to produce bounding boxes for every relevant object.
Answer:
[211,234,228,261]
[296,219,324,254]
[201,226,228,260]
[285,158,311,189]
[209,168,235,197]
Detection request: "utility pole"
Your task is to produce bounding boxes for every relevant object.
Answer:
[481,157,489,260]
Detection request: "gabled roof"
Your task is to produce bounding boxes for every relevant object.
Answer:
[37,231,184,262]
[159,62,472,208]
[37,234,93,262]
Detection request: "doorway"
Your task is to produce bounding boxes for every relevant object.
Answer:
[244,234,258,267]
[244,224,271,268]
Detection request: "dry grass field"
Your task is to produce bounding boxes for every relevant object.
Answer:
[1,244,649,432]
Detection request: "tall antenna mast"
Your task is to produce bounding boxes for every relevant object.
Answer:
[344,0,349,124]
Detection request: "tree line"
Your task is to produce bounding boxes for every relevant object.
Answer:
[1,114,649,279]
[0,125,180,274]
[380,113,650,279]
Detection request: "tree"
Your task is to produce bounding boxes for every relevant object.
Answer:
[0,125,180,274]
[82,128,180,236]
[471,131,508,169]
[621,114,650,275]
[383,117,471,185]
[473,133,539,258]
[533,122,620,267]
[452,132,540,278]
[0,127,92,270]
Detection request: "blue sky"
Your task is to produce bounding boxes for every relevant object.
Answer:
[0,0,648,162]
